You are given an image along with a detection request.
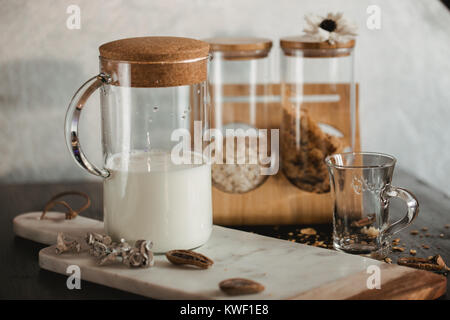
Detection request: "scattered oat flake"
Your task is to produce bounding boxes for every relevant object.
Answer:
[410,249,417,256]
[410,230,419,235]
[422,244,430,249]
[288,232,293,236]
[445,224,450,229]
[361,226,380,237]
[422,227,428,231]
[392,246,405,252]
[384,258,392,264]
[300,228,317,235]
[439,234,444,238]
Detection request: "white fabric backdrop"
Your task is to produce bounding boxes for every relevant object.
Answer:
[0,0,449,194]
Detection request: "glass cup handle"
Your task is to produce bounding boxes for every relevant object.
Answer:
[383,185,419,236]
[64,73,111,178]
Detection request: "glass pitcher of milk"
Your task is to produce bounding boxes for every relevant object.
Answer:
[64,37,212,253]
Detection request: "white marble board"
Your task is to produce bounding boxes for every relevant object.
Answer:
[13,212,447,299]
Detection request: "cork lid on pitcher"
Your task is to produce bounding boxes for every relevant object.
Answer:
[99,37,210,87]
[204,37,272,60]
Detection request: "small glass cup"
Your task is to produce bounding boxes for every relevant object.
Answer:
[325,152,419,258]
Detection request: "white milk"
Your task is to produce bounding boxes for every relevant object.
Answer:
[104,151,212,253]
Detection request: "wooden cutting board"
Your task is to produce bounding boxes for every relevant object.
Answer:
[13,212,446,300]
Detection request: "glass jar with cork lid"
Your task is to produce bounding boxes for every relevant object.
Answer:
[205,37,276,194]
[279,37,359,194]
[65,37,212,252]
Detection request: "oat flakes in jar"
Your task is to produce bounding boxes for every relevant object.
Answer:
[205,37,277,194]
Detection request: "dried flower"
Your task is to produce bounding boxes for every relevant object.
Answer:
[123,240,154,268]
[303,12,357,45]
[85,232,154,268]
[55,232,81,255]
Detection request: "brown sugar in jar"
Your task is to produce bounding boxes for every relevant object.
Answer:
[279,36,357,193]
[281,109,343,193]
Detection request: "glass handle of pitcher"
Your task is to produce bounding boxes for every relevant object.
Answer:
[382,185,419,236]
[64,73,111,178]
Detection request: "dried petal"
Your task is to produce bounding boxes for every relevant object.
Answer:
[219,278,265,296]
[398,255,450,273]
[166,250,213,269]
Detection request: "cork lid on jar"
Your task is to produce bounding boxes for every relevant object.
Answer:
[204,37,273,60]
[280,36,355,58]
[99,37,210,87]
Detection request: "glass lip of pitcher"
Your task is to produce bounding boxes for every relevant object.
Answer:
[325,152,397,170]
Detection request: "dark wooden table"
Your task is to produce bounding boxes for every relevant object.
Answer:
[0,169,448,299]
